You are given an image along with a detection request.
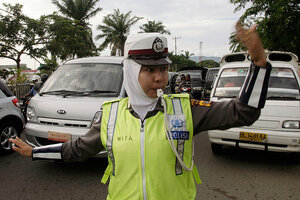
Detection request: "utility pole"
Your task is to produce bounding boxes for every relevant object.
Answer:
[199,41,203,63]
[173,36,181,55]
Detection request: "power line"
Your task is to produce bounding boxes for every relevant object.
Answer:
[173,36,181,55]
[199,41,203,63]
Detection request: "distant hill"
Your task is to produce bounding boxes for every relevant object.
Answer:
[190,56,221,63]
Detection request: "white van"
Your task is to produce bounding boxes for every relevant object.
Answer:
[208,51,300,155]
[24,56,125,156]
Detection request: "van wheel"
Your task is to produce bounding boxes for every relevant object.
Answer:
[289,153,300,164]
[0,121,21,154]
[211,143,223,155]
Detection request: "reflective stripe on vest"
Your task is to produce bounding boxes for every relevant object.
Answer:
[106,101,119,176]
[172,98,184,175]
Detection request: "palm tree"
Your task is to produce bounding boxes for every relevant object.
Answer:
[51,0,101,25]
[96,9,142,56]
[139,20,171,35]
[51,0,102,53]
[181,51,194,59]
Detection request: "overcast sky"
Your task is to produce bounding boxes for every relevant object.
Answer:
[0,0,246,69]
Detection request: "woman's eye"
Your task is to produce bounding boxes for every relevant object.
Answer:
[160,67,167,72]
[146,68,154,72]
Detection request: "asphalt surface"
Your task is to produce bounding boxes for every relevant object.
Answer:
[0,131,299,200]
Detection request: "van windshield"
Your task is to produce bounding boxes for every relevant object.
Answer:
[214,67,300,100]
[40,63,123,97]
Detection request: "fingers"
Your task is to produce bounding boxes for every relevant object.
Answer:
[235,20,266,67]
[9,136,22,147]
[235,21,257,43]
[9,137,33,157]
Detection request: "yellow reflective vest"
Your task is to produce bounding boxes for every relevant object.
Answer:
[101,94,200,200]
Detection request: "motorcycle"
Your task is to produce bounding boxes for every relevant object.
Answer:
[19,96,30,123]
[179,84,193,98]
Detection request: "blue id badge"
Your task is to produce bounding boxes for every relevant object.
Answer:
[167,114,189,140]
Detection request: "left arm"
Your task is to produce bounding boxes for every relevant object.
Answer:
[192,21,272,134]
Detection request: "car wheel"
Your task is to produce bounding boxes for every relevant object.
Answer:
[211,143,223,155]
[0,121,21,154]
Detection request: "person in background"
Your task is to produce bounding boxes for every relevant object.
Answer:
[40,74,49,85]
[24,75,40,98]
[176,73,186,93]
[10,21,271,200]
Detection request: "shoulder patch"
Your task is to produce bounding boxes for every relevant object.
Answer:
[191,99,213,107]
[102,98,125,106]
[163,93,190,99]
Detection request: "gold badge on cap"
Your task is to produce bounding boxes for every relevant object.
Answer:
[152,37,164,53]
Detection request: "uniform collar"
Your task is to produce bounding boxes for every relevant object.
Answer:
[128,98,164,119]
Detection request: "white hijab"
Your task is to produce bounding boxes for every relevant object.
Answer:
[123,59,158,120]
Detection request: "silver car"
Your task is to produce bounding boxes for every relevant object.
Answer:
[0,80,25,154]
[24,56,125,156]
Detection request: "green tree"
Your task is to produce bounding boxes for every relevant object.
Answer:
[139,20,171,35]
[95,9,142,56]
[0,69,14,80]
[229,0,300,57]
[168,53,199,71]
[51,0,102,53]
[45,14,96,60]
[0,4,48,69]
[199,60,220,68]
[181,51,194,59]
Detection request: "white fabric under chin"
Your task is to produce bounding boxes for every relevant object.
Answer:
[123,59,158,120]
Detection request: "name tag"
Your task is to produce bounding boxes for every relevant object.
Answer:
[170,131,190,140]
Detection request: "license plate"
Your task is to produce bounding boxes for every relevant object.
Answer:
[48,131,71,142]
[239,131,267,142]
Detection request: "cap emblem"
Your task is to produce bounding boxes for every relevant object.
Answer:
[152,37,164,53]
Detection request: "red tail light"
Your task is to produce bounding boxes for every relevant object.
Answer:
[12,98,20,108]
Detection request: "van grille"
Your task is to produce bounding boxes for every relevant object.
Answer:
[40,121,59,126]
[65,123,87,127]
[39,120,88,127]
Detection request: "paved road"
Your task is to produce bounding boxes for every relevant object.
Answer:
[0,132,299,200]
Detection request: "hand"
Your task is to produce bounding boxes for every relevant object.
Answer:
[235,21,266,67]
[9,137,33,157]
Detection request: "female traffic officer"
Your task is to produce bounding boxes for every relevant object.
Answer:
[10,22,271,200]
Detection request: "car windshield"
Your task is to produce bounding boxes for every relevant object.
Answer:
[40,63,123,97]
[0,81,14,97]
[214,67,300,100]
[206,69,219,82]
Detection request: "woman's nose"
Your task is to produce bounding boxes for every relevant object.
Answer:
[153,70,164,81]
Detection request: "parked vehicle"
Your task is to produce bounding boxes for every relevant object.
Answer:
[208,51,300,156]
[19,96,30,123]
[0,80,25,154]
[24,56,125,156]
[202,67,219,100]
[179,83,193,97]
[176,69,204,99]
[165,72,178,94]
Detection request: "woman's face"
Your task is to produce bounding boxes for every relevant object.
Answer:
[138,65,169,98]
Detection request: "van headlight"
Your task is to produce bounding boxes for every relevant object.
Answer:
[282,121,300,129]
[26,106,38,122]
[91,110,102,125]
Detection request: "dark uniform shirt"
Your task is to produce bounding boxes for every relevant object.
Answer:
[31,62,272,162]
[60,98,260,162]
